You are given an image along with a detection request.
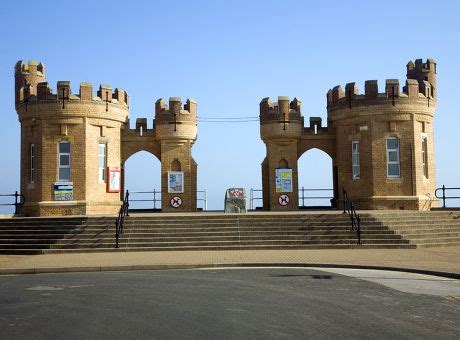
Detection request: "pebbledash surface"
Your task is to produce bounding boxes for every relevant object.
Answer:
[14,58,437,216]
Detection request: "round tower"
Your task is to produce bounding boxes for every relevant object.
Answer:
[154,97,198,211]
[259,96,303,210]
[15,60,129,216]
[326,58,437,210]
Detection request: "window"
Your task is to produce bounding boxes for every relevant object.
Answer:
[58,141,71,181]
[386,137,400,178]
[98,143,107,182]
[422,136,428,178]
[352,141,360,180]
[30,144,35,183]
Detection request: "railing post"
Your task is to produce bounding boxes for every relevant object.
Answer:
[442,185,446,208]
[249,189,253,210]
[302,186,305,207]
[14,191,18,215]
[342,188,346,214]
[153,189,156,210]
[126,190,130,216]
[204,190,207,211]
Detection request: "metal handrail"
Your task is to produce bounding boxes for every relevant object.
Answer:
[342,188,361,245]
[0,191,25,214]
[115,190,129,249]
[435,185,460,208]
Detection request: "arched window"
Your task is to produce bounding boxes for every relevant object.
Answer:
[171,159,181,171]
[279,158,288,168]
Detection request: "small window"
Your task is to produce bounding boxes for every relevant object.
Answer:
[30,144,35,183]
[386,137,400,178]
[58,141,71,181]
[422,136,428,178]
[279,159,288,168]
[98,143,107,182]
[352,141,360,180]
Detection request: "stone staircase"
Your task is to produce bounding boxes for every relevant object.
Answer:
[0,213,413,254]
[365,211,460,247]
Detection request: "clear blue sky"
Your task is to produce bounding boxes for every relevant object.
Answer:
[0,0,459,211]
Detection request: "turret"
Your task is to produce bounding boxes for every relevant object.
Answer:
[14,60,46,106]
[154,97,197,141]
[406,58,437,99]
[259,96,303,141]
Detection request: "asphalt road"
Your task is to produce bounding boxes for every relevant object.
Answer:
[0,268,459,339]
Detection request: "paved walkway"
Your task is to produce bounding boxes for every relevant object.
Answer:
[1,247,459,277]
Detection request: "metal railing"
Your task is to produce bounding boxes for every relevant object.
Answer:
[298,187,333,207]
[249,189,263,210]
[342,188,361,245]
[435,185,460,208]
[249,188,334,210]
[0,191,25,214]
[115,190,129,249]
[129,189,162,210]
[127,189,207,211]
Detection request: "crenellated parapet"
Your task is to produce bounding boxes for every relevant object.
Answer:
[259,96,302,124]
[15,60,130,124]
[327,59,436,118]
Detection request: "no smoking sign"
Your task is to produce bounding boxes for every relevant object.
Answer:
[170,196,182,208]
[278,194,290,206]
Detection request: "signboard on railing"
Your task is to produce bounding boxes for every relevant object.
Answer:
[275,168,293,193]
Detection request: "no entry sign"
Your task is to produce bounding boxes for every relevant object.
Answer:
[170,196,182,208]
[278,194,290,206]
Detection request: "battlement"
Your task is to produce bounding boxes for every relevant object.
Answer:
[327,78,434,110]
[154,97,197,117]
[327,58,437,111]
[16,80,129,107]
[259,96,302,123]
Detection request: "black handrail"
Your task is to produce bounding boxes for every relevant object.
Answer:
[435,185,460,208]
[343,188,361,245]
[115,190,129,249]
[0,191,25,214]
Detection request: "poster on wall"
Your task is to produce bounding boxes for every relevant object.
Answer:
[168,171,184,193]
[107,167,121,193]
[275,168,293,193]
[54,182,73,201]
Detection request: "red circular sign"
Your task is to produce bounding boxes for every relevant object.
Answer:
[278,194,290,206]
[170,196,182,208]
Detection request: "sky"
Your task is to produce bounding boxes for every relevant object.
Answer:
[0,0,459,211]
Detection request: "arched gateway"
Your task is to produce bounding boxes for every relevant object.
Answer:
[260,59,437,211]
[14,60,197,216]
[14,58,437,216]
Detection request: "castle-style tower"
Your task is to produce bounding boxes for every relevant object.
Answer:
[260,58,437,211]
[120,97,197,212]
[327,58,437,210]
[15,60,130,216]
[15,60,198,216]
[260,97,304,210]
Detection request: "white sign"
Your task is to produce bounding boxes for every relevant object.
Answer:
[278,194,290,206]
[168,171,184,193]
[54,182,73,201]
[107,167,121,193]
[170,196,182,208]
[275,168,293,193]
